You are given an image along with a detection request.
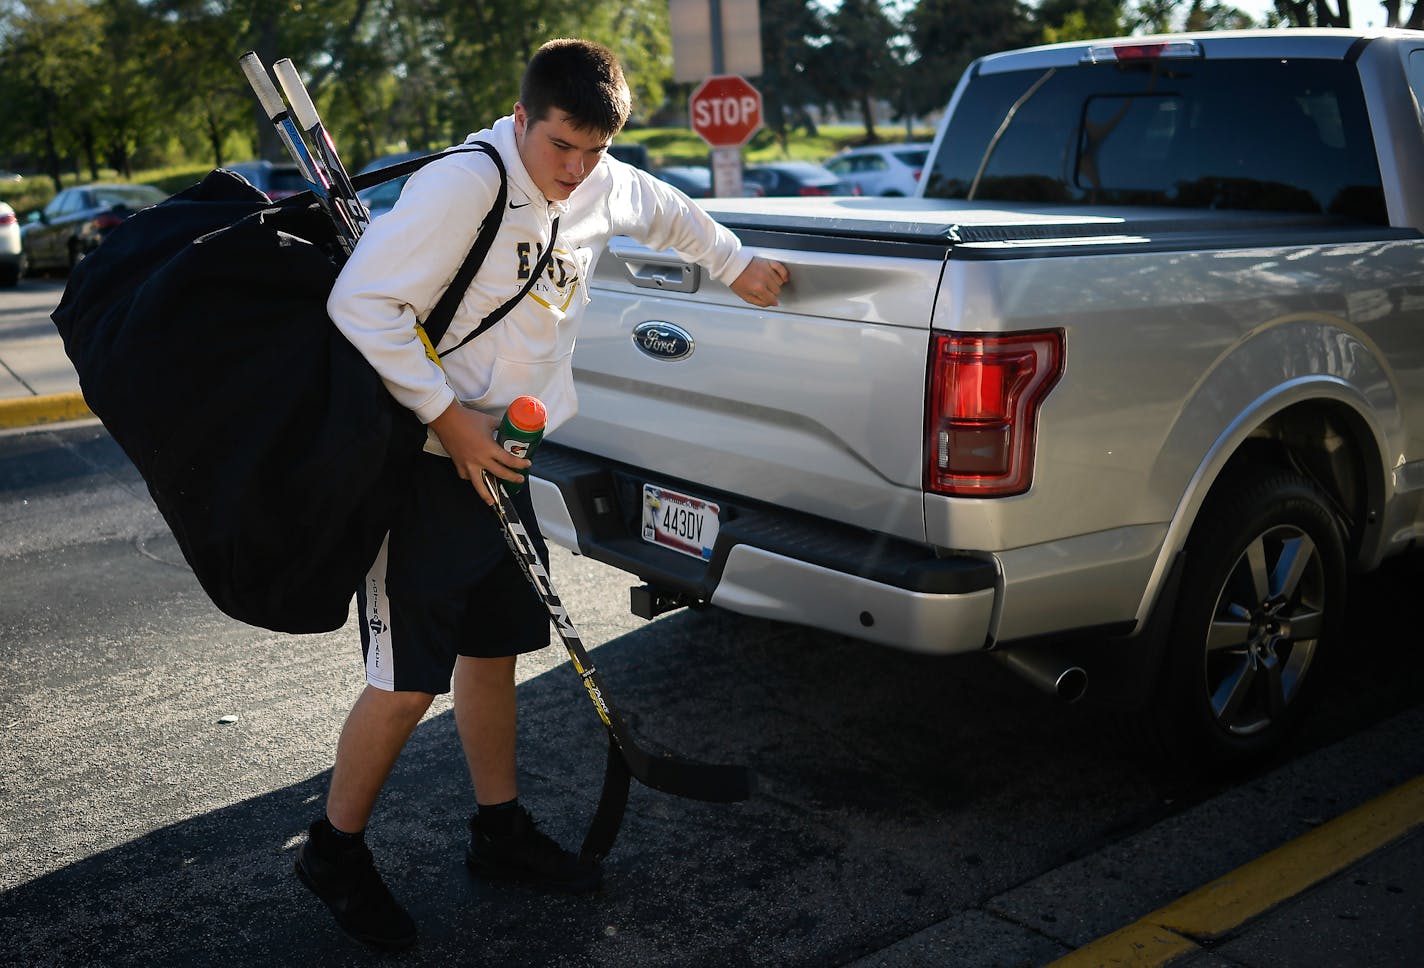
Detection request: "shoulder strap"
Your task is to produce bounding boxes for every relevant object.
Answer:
[437,216,559,360]
[420,141,505,348]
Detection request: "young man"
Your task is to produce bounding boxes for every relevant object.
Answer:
[295,39,789,950]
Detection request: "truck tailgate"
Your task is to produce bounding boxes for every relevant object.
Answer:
[556,227,950,543]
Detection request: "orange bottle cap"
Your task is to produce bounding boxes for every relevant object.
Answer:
[507,395,547,432]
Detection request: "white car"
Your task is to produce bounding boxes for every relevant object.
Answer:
[824,142,930,196]
[0,201,23,287]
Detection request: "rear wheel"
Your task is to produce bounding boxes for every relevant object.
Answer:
[1155,465,1345,768]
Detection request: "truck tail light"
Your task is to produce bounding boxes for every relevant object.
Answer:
[926,330,1063,497]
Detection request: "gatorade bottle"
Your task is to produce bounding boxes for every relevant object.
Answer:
[494,395,547,492]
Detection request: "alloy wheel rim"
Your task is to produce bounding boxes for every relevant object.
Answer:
[1203,523,1325,736]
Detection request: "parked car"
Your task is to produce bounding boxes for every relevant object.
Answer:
[0,201,24,286]
[224,160,308,200]
[742,161,858,197]
[824,142,930,196]
[21,183,167,273]
[355,151,428,220]
[608,142,651,170]
[652,165,764,198]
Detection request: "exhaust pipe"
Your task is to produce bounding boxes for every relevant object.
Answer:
[993,644,1089,703]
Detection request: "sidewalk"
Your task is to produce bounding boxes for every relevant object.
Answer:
[4,289,1423,968]
[0,280,92,430]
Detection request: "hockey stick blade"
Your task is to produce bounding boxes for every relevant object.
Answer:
[483,471,754,804]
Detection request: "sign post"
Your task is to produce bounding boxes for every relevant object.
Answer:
[689,74,763,198]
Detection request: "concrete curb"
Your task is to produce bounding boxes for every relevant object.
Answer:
[0,391,93,430]
[1046,772,1424,967]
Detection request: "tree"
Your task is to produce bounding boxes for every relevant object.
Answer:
[903,0,1039,123]
[757,0,832,142]
[823,0,899,142]
[1382,1,1424,26]
[1270,1,1349,25]
[1034,0,1127,38]
[0,0,108,189]
[1129,0,1255,31]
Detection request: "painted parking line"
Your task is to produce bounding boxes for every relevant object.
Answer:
[1048,772,1424,967]
[0,391,93,429]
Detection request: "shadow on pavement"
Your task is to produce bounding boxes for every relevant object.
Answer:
[0,600,1162,968]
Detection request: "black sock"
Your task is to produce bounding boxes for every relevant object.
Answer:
[476,798,520,837]
[311,815,366,855]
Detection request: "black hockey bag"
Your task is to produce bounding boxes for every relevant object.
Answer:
[50,149,504,634]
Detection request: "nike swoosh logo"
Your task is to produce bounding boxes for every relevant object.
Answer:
[509,201,531,209]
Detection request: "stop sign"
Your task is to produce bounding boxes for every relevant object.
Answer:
[689,75,763,147]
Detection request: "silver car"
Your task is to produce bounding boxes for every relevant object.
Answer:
[824,143,930,196]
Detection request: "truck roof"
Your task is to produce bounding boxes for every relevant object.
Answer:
[973,27,1413,74]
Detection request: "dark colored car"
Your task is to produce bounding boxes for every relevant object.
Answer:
[224,160,308,201]
[742,161,859,197]
[653,165,764,198]
[653,165,715,197]
[607,142,651,170]
[22,183,168,273]
[355,151,429,220]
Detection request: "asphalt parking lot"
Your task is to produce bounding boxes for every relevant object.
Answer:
[1,280,1422,967]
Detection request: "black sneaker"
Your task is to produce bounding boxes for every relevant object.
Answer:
[466,806,602,895]
[294,827,417,950]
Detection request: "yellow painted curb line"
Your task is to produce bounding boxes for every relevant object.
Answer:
[0,391,93,429]
[1048,772,1424,967]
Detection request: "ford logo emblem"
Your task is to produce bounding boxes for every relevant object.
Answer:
[632,321,694,362]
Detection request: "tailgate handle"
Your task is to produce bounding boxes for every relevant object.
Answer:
[610,242,702,293]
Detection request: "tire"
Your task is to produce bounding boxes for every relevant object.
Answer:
[1154,465,1345,769]
[0,255,20,288]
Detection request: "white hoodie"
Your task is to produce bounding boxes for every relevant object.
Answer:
[328,116,752,436]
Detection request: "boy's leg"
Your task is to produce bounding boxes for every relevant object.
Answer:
[328,685,436,830]
[295,685,433,951]
[452,654,518,805]
[454,654,601,894]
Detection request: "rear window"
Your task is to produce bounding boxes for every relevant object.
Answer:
[925,57,1385,223]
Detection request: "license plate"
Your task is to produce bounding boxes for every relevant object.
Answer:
[641,484,720,561]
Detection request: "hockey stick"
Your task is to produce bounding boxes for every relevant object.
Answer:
[271,58,369,240]
[237,51,360,255]
[481,470,754,861]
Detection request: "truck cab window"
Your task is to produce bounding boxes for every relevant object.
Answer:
[925,58,1386,224]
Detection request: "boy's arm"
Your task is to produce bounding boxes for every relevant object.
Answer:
[728,257,789,307]
[616,170,789,306]
[328,155,528,503]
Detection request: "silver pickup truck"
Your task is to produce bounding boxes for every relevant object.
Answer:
[529,28,1424,766]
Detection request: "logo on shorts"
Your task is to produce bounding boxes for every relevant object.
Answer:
[367,577,386,670]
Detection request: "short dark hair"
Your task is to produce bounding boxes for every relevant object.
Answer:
[520,39,631,139]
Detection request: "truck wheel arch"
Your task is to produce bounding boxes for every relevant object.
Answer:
[1140,378,1392,631]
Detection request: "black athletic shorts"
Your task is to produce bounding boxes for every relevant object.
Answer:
[355,452,551,694]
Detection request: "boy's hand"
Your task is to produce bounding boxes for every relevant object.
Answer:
[730,256,789,307]
[428,402,530,505]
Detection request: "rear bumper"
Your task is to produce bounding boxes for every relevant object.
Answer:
[528,443,997,654]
